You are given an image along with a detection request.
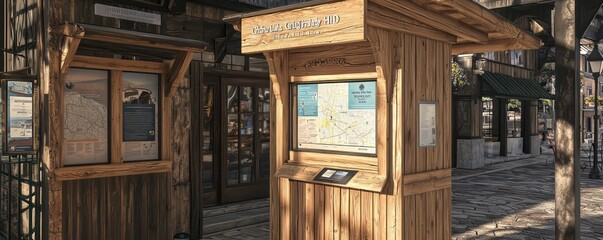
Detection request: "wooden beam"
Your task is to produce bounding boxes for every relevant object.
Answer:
[59,29,84,76]
[373,0,489,43]
[111,71,123,164]
[70,55,165,73]
[403,169,452,196]
[452,39,532,55]
[54,160,172,181]
[51,23,207,53]
[214,26,236,63]
[554,0,581,238]
[414,0,541,49]
[367,2,457,43]
[164,51,194,97]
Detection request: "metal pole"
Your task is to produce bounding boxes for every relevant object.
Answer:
[590,73,601,179]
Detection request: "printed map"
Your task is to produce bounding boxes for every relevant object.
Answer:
[64,91,108,140]
[297,81,376,154]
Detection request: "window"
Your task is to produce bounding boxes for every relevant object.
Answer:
[510,50,524,67]
[482,52,495,60]
[482,97,493,139]
[507,99,522,137]
[63,68,162,166]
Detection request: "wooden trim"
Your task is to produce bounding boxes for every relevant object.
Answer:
[70,55,165,73]
[275,164,386,192]
[415,0,541,49]
[452,39,536,55]
[161,71,172,161]
[111,71,123,164]
[372,0,488,43]
[165,51,194,97]
[54,160,172,181]
[60,35,83,77]
[366,3,457,43]
[289,151,378,171]
[51,23,207,53]
[290,72,378,82]
[403,168,452,196]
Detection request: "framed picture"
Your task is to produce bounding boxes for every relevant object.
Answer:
[4,80,35,154]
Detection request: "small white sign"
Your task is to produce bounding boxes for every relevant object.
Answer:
[419,102,437,147]
[94,4,161,25]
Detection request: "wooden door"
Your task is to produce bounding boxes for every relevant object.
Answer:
[221,78,270,203]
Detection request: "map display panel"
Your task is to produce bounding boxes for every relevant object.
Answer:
[63,68,109,165]
[297,81,376,154]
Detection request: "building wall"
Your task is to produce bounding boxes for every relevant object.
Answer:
[43,1,216,239]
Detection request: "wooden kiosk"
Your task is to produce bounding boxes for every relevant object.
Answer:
[227,0,540,239]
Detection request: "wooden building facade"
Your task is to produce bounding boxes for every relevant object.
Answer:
[453,1,556,169]
[2,0,288,239]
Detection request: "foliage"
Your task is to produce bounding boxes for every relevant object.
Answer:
[451,60,468,92]
[507,99,521,111]
[584,96,603,105]
[539,63,584,91]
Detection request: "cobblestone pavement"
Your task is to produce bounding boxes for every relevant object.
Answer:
[452,159,603,239]
[203,156,603,239]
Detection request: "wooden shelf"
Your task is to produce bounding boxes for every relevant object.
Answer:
[275,162,387,193]
[54,160,172,181]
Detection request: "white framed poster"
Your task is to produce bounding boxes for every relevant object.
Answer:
[5,80,34,154]
[419,102,437,147]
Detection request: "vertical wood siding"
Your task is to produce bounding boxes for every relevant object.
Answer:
[61,174,169,240]
[269,29,452,239]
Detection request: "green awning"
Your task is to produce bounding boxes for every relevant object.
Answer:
[480,71,554,99]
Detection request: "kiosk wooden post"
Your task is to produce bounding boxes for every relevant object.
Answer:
[227,0,540,238]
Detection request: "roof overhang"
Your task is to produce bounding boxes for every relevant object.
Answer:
[50,22,207,97]
[224,0,542,54]
[480,71,554,100]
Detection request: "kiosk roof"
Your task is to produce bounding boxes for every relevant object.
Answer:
[225,0,541,54]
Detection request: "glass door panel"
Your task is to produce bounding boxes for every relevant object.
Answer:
[221,79,269,203]
[201,81,219,205]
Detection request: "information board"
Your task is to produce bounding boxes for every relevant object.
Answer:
[313,168,357,184]
[122,72,160,161]
[6,81,34,153]
[296,81,376,154]
[419,102,437,147]
[63,68,109,165]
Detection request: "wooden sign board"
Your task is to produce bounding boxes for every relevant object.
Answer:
[240,0,365,54]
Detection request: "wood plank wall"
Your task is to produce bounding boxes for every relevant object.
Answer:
[268,29,452,239]
[60,75,191,240]
[61,174,169,240]
[483,50,539,78]
[46,1,201,238]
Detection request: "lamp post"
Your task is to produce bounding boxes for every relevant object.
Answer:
[587,45,603,179]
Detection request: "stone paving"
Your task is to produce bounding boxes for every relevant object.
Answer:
[202,154,603,240]
[452,156,603,240]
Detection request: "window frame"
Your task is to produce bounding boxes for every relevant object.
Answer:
[275,72,387,193]
[54,56,172,181]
